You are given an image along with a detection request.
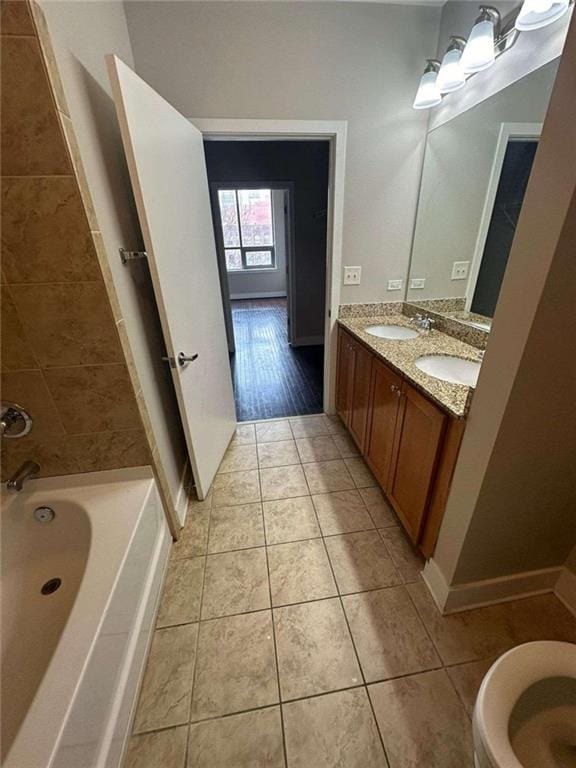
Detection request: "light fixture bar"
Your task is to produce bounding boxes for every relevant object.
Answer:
[411,0,571,109]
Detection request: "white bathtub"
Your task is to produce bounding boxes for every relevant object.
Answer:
[1,467,171,768]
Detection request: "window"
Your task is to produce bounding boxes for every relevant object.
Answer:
[217,188,275,271]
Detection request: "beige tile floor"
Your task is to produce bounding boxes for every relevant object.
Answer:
[125,415,576,768]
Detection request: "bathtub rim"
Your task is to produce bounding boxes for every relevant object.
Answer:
[2,466,164,768]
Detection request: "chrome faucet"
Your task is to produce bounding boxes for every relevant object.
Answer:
[414,313,435,331]
[6,460,40,492]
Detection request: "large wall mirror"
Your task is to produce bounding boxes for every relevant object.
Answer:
[406,59,559,331]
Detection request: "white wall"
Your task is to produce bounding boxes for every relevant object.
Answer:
[123,1,441,304]
[40,0,188,512]
[407,62,557,302]
[228,190,288,299]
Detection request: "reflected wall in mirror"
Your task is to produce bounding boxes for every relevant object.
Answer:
[407,60,559,331]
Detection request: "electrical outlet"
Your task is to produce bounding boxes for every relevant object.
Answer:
[451,261,470,280]
[387,279,403,291]
[343,266,362,285]
[410,278,426,289]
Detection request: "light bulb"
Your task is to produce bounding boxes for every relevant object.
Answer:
[461,17,495,73]
[437,38,466,93]
[515,0,569,30]
[461,7,500,74]
[413,61,441,109]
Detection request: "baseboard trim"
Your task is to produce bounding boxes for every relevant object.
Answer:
[422,558,562,614]
[230,292,287,300]
[555,567,576,616]
[291,335,324,347]
[175,460,191,526]
[421,559,450,612]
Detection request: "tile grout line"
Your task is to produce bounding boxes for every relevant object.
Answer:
[305,470,394,767]
[157,579,423,629]
[257,461,289,768]
[402,580,479,724]
[185,492,215,760]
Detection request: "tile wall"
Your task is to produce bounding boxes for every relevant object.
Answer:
[0,1,158,484]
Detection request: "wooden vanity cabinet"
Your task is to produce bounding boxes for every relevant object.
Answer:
[365,358,402,488]
[336,329,354,423]
[337,326,462,554]
[348,341,372,451]
[387,383,447,542]
[336,330,373,452]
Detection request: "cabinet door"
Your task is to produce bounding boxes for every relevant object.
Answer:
[336,329,354,426]
[365,357,402,489]
[388,382,447,543]
[349,339,373,452]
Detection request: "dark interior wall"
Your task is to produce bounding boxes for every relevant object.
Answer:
[472,140,538,318]
[204,140,329,343]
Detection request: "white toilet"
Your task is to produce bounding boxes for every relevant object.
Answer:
[473,641,576,768]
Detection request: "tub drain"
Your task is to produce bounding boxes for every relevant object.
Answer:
[41,578,62,595]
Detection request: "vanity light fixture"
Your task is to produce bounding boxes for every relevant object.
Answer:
[411,0,570,110]
[515,0,570,30]
[437,36,467,93]
[461,6,500,73]
[413,59,442,109]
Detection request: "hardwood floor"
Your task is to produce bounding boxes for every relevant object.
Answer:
[230,298,324,422]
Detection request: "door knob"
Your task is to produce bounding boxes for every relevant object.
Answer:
[177,352,198,366]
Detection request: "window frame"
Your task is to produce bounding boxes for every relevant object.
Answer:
[219,188,276,272]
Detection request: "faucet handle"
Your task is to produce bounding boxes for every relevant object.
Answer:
[1,402,33,438]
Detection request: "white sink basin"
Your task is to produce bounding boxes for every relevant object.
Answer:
[365,325,419,340]
[415,355,481,387]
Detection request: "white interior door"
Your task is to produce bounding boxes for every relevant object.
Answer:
[107,55,236,501]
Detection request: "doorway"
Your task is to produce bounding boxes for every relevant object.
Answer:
[466,122,541,314]
[471,138,538,317]
[192,119,347,417]
[205,141,330,422]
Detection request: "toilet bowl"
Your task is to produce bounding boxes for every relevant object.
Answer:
[473,641,576,768]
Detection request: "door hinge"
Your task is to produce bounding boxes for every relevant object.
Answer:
[119,247,147,265]
[328,309,332,318]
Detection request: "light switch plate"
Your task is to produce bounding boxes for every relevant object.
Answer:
[387,279,403,291]
[343,266,362,285]
[451,261,470,280]
[410,278,426,289]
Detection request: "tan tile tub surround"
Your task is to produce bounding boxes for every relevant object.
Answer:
[338,314,482,418]
[127,425,576,767]
[0,1,170,500]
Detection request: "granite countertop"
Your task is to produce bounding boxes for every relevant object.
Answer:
[338,315,483,418]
